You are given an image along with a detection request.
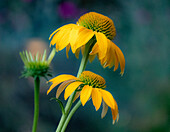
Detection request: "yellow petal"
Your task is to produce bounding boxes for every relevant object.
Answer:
[50,24,76,50]
[95,32,108,59]
[111,107,119,124]
[102,40,112,67]
[110,95,119,123]
[101,101,108,118]
[49,24,75,40]
[50,30,61,46]
[64,81,83,100]
[56,79,75,98]
[66,44,70,58]
[114,43,125,75]
[72,28,94,53]
[50,28,68,50]
[97,50,104,61]
[69,25,81,47]
[89,54,96,63]
[90,43,99,55]
[113,51,119,71]
[47,75,78,95]
[80,85,92,106]
[102,40,118,69]
[91,88,102,111]
[75,47,80,59]
[73,91,80,103]
[49,28,60,40]
[81,45,85,55]
[99,89,117,109]
[100,55,107,66]
[58,28,72,51]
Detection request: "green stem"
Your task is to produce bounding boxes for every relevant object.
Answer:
[61,100,82,132]
[55,42,92,132]
[55,92,76,132]
[32,77,40,132]
[77,45,90,77]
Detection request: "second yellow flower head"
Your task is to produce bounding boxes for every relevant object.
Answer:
[47,71,119,124]
[49,12,125,75]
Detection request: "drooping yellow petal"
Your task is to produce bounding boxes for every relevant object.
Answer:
[49,24,76,40]
[58,28,72,51]
[98,40,121,72]
[90,43,99,55]
[75,47,80,59]
[69,25,81,47]
[91,88,102,111]
[101,40,112,67]
[50,30,61,46]
[72,28,94,53]
[100,55,107,66]
[101,101,108,119]
[66,44,70,58]
[99,89,117,109]
[73,91,80,103]
[50,28,70,51]
[89,54,96,63]
[49,29,59,41]
[80,85,92,106]
[114,43,125,75]
[97,49,105,61]
[111,107,119,124]
[47,75,78,95]
[95,32,108,59]
[113,51,119,71]
[49,74,77,83]
[110,43,119,71]
[64,81,83,100]
[101,40,118,69]
[81,45,85,55]
[56,80,75,98]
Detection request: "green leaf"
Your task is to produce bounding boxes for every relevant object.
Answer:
[50,98,65,114]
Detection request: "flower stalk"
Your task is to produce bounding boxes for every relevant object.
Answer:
[20,48,56,132]
[32,77,40,132]
[61,100,82,132]
[55,40,94,132]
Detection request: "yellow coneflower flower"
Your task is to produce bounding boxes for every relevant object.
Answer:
[49,12,125,75]
[47,71,119,124]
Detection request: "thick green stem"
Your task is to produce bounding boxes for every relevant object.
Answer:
[55,43,92,132]
[55,92,76,132]
[32,77,40,132]
[76,44,90,77]
[61,100,82,132]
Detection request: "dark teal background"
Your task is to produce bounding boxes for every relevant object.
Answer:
[0,0,170,132]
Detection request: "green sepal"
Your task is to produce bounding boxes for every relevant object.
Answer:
[50,98,65,114]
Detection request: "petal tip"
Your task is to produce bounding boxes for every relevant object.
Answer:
[47,90,50,95]
[64,94,68,100]
[112,120,115,125]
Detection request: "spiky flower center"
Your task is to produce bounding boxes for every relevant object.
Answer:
[78,71,106,89]
[77,12,116,40]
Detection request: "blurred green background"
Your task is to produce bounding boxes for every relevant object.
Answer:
[0,0,170,132]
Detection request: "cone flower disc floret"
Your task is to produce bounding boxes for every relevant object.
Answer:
[49,12,125,75]
[47,71,119,124]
